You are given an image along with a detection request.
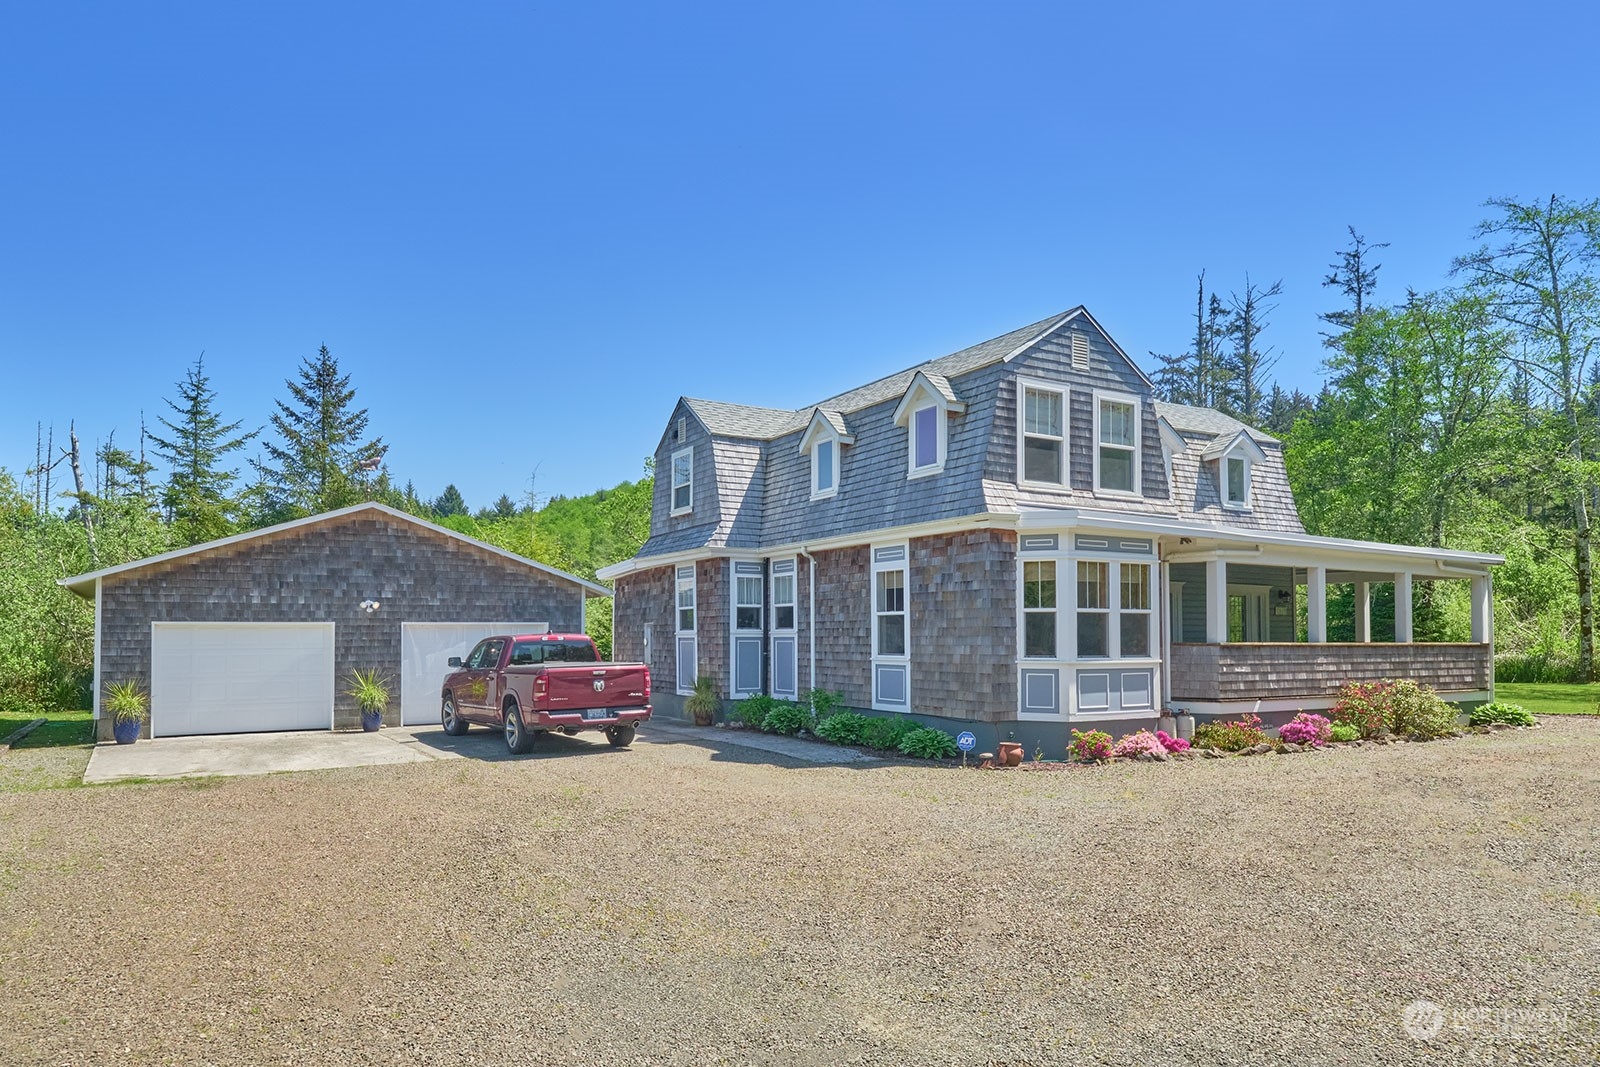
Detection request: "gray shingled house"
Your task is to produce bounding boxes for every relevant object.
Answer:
[61,502,608,739]
[598,307,1502,751]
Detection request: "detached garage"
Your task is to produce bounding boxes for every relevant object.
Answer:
[60,502,609,740]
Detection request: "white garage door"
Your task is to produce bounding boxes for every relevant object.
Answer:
[399,622,550,726]
[151,623,336,738]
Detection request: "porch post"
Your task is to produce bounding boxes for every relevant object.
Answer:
[1307,565,1327,643]
[1471,575,1492,644]
[1354,581,1371,643]
[1394,571,1413,643]
[1205,557,1228,643]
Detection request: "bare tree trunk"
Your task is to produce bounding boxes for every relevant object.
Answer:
[65,423,98,567]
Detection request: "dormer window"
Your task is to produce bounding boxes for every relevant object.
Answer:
[1225,455,1249,508]
[1094,391,1141,496]
[813,439,835,498]
[891,371,966,480]
[670,447,693,515]
[798,408,854,502]
[1019,380,1066,485]
[1200,429,1266,511]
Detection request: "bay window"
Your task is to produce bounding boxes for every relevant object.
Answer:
[1022,560,1057,657]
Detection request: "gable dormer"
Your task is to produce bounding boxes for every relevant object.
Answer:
[797,408,854,500]
[1200,429,1268,511]
[653,399,716,529]
[891,371,967,478]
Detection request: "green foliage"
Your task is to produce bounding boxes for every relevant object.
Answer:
[103,680,148,724]
[1385,680,1460,740]
[1328,721,1361,743]
[146,354,258,546]
[760,700,811,736]
[253,345,385,520]
[1330,682,1391,738]
[1192,713,1269,752]
[803,688,845,719]
[1470,702,1536,727]
[897,726,958,759]
[346,668,390,714]
[730,694,776,729]
[1069,728,1113,762]
[814,712,871,746]
[432,484,467,517]
[683,676,721,725]
[861,716,920,752]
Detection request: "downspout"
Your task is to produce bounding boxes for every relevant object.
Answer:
[798,546,816,695]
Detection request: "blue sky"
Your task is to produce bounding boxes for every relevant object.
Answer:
[3,2,1597,511]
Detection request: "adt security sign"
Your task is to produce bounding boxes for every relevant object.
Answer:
[956,731,977,753]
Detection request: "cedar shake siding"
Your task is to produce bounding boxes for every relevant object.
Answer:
[612,565,676,708]
[810,546,872,707]
[909,529,1018,723]
[95,511,588,736]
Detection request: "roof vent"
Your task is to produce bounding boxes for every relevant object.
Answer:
[676,417,687,442]
[1071,333,1090,370]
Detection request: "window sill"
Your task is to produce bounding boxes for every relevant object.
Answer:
[810,488,838,501]
[669,507,693,518]
[1092,488,1142,500]
[1018,478,1070,491]
[1221,502,1251,512]
[908,464,944,480]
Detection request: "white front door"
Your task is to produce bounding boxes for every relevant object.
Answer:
[399,622,549,726]
[151,622,335,737]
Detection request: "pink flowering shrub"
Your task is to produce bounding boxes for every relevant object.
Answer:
[1111,729,1165,758]
[1330,681,1389,738]
[1278,712,1333,747]
[1155,729,1190,753]
[1069,729,1113,762]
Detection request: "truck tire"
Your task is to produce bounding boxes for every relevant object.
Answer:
[605,723,636,748]
[504,703,537,755]
[441,694,468,736]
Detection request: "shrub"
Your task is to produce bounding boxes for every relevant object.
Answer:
[104,680,149,725]
[1470,701,1536,727]
[684,676,723,726]
[1329,721,1360,743]
[1494,652,1580,684]
[862,716,920,751]
[1385,680,1460,740]
[730,694,775,729]
[803,689,846,720]
[1192,713,1268,752]
[760,700,811,736]
[1155,729,1189,754]
[814,712,872,745]
[1111,729,1165,759]
[898,727,958,759]
[1278,712,1332,748]
[1069,729,1113,762]
[1331,681,1389,738]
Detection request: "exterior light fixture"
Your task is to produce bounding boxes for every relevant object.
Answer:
[360,599,381,614]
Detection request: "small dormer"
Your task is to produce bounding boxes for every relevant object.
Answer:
[891,371,966,479]
[1157,415,1187,487]
[1201,430,1268,510]
[797,408,855,501]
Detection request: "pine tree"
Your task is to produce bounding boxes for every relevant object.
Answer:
[433,484,467,517]
[147,355,257,545]
[1221,277,1283,425]
[1321,226,1388,342]
[253,346,383,519]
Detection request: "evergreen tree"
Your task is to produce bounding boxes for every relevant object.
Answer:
[1321,227,1389,342]
[253,346,383,519]
[433,484,467,517]
[1221,276,1283,425]
[147,355,257,545]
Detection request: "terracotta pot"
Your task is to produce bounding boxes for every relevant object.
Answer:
[998,741,1024,768]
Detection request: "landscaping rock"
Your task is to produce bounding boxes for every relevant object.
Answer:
[1280,742,1301,753]
[1489,722,1514,731]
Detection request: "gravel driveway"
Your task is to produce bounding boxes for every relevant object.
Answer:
[2,720,1597,1065]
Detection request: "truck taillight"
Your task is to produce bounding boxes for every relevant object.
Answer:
[642,669,651,699]
[534,675,547,701]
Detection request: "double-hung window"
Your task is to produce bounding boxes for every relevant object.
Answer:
[676,571,696,632]
[1077,561,1110,657]
[1120,563,1152,656]
[670,447,693,515]
[1095,394,1139,494]
[773,571,795,631]
[1022,560,1057,657]
[870,545,910,711]
[876,568,906,656]
[1075,559,1153,659]
[735,575,762,631]
[675,565,697,695]
[1021,383,1065,485]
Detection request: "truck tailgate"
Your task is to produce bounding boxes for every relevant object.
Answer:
[541,664,649,709]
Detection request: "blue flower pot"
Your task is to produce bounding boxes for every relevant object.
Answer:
[361,710,382,732]
[112,719,141,745]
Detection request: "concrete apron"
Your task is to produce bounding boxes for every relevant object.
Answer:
[83,728,462,784]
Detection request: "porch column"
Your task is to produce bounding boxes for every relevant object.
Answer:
[1307,565,1327,643]
[1394,571,1413,643]
[1354,581,1372,643]
[1205,557,1228,643]
[1471,575,1492,644]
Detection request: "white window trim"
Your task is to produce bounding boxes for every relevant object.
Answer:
[810,438,838,500]
[1016,376,1069,488]
[1019,557,1058,659]
[1072,558,1155,661]
[908,403,947,478]
[670,446,694,517]
[729,565,763,698]
[1091,389,1142,499]
[1222,453,1252,510]
[870,543,911,712]
[770,558,798,699]
[675,567,697,696]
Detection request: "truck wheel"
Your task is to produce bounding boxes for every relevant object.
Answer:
[505,703,537,755]
[441,694,468,736]
[606,723,636,748]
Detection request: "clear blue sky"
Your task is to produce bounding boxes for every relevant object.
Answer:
[3,1,1596,511]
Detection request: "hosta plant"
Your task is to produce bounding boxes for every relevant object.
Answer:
[897,727,958,759]
[1469,702,1536,728]
[814,712,871,745]
[1278,712,1332,747]
[760,700,811,736]
[1069,729,1113,762]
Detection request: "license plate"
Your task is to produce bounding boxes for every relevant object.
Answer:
[582,709,612,721]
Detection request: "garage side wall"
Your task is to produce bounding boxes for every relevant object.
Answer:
[98,514,589,736]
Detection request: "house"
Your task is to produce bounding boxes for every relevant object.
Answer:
[597,308,1501,750]
[60,502,608,739]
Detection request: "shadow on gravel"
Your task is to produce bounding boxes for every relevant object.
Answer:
[399,727,631,763]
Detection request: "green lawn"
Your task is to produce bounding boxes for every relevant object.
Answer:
[0,709,94,793]
[1494,682,1600,717]
[1,708,94,748]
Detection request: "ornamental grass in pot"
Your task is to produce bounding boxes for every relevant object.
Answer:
[105,680,148,744]
[683,675,720,727]
[348,668,390,731]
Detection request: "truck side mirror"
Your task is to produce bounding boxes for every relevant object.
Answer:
[447,656,462,668]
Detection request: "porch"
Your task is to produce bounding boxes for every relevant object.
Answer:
[1169,641,1494,704]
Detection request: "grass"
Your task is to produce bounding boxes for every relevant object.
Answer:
[0,708,94,793]
[1494,682,1600,717]
[1,708,94,748]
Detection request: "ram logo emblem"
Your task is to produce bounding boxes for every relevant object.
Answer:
[593,679,606,693]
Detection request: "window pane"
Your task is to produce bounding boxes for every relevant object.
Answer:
[673,452,691,485]
[775,605,795,630]
[1077,561,1107,608]
[1024,612,1056,658]
[1227,457,1245,502]
[678,607,695,631]
[673,483,691,509]
[914,406,938,467]
[816,441,834,491]
[1024,388,1061,436]
[1121,564,1150,610]
[737,576,762,607]
[1099,400,1135,446]
[876,570,905,612]
[1023,560,1056,609]
[1228,595,1245,642]
[1077,613,1108,657]
[773,575,794,606]
[736,607,761,630]
[878,613,906,656]
[1099,446,1134,492]
[1023,438,1062,483]
[1120,613,1150,657]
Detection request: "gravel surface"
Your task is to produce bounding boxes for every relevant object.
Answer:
[1,720,1597,1065]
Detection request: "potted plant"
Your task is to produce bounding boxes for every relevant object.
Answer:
[348,668,390,731]
[683,675,720,727]
[105,680,148,744]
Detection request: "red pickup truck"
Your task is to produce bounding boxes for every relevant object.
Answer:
[439,634,651,754]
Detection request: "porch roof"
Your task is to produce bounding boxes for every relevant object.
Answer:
[1016,506,1503,575]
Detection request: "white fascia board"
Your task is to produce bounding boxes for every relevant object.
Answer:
[796,409,855,454]
[1199,429,1268,463]
[890,371,967,426]
[1015,507,1503,569]
[1007,306,1157,393]
[57,501,613,599]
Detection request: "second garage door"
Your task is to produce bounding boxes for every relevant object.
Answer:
[398,622,550,726]
[151,622,336,738]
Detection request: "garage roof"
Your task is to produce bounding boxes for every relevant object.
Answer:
[57,502,612,598]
